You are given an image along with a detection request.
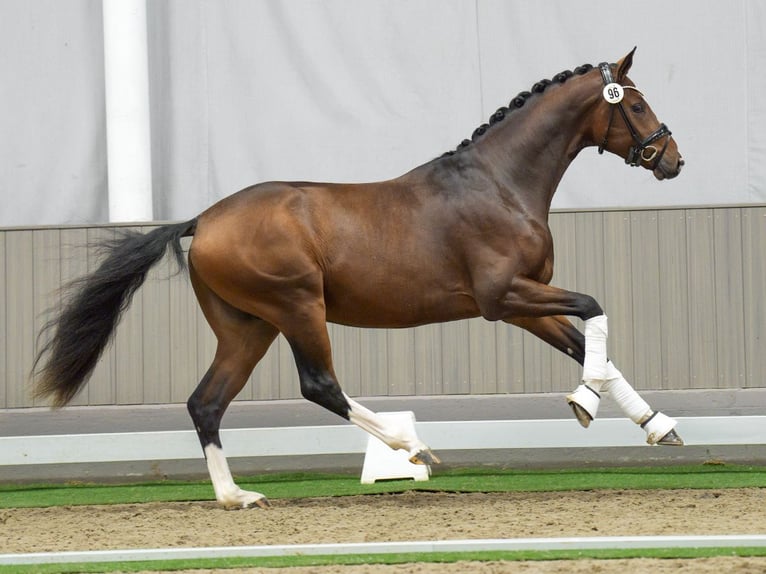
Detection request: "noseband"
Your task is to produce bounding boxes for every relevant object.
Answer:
[597,62,671,169]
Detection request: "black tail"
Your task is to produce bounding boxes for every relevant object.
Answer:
[33,219,197,407]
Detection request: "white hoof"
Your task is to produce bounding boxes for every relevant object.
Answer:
[218,488,270,510]
[641,411,678,445]
[566,384,601,427]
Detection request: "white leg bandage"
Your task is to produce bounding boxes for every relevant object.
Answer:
[601,361,651,424]
[640,411,679,445]
[602,361,678,445]
[566,382,603,422]
[568,314,609,426]
[582,315,608,382]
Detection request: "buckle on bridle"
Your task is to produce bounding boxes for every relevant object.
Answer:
[625,123,671,167]
[641,146,659,162]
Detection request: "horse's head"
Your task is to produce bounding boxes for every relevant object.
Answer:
[595,48,684,180]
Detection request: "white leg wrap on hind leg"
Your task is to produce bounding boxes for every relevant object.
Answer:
[582,315,609,382]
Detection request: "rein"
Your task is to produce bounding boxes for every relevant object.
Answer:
[597,62,671,169]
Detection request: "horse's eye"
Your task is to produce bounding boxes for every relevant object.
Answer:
[631,103,645,114]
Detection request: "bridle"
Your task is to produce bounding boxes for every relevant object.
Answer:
[597,62,672,169]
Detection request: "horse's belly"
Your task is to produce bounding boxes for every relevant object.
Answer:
[323,280,479,329]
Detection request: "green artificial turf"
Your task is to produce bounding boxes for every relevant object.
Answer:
[1,464,764,509]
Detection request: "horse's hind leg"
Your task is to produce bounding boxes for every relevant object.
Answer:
[282,305,439,465]
[188,268,279,509]
[510,315,683,445]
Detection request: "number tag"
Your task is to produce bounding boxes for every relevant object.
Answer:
[602,83,624,104]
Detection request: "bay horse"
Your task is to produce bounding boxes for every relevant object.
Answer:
[34,48,684,509]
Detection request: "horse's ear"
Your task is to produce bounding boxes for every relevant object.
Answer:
[616,47,637,81]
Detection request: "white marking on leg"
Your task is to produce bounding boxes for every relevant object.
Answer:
[204,444,267,509]
[582,314,608,382]
[344,394,429,457]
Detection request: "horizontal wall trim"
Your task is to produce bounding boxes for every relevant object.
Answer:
[2,416,764,466]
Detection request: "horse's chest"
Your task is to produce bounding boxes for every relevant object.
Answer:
[487,220,554,279]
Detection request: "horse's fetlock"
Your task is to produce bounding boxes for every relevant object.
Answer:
[580,295,604,320]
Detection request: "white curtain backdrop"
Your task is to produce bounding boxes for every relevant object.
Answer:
[1,0,764,226]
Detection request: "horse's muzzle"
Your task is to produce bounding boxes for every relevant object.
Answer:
[653,155,684,181]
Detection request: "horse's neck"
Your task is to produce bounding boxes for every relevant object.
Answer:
[473,75,601,215]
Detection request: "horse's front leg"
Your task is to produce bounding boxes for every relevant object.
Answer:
[492,279,683,445]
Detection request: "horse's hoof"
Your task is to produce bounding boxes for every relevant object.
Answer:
[249,496,271,509]
[223,495,271,510]
[656,429,684,446]
[409,449,441,465]
[568,402,592,428]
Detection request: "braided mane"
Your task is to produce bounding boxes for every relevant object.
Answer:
[441,64,595,157]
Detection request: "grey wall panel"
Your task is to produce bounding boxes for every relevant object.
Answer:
[629,211,663,390]
[59,228,90,407]
[2,205,765,409]
[742,207,766,388]
[414,324,443,396]
[5,231,35,408]
[113,227,145,405]
[440,322,470,396]
[141,232,172,404]
[31,229,60,406]
[657,210,691,390]
[602,211,635,383]
[495,318,526,394]
[388,329,416,396]
[85,228,116,405]
[713,209,747,389]
[0,231,5,408]
[685,210,718,389]
[468,318,497,395]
